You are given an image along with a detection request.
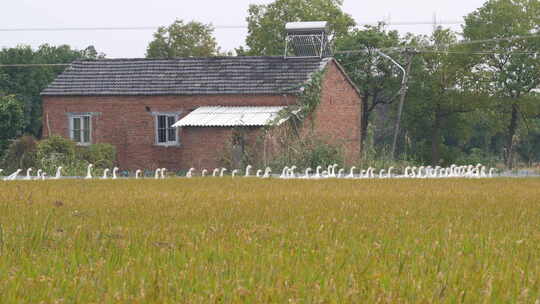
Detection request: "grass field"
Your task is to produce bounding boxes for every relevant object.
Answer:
[0,178,539,303]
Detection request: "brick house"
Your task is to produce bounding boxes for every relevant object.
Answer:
[41,56,362,170]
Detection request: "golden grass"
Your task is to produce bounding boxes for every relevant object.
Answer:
[0,178,539,303]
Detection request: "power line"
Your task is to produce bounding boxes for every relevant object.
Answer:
[413,50,539,55]
[0,21,466,32]
[0,63,70,67]
[0,25,246,32]
[1,33,537,68]
[336,34,540,55]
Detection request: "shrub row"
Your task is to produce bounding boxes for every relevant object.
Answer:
[0,135,116,176]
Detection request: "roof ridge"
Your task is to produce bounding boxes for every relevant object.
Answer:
[74,56,330,63]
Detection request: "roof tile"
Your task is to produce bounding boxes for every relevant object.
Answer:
[42,56,330,96]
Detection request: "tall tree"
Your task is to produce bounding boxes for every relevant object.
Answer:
[146,20,220,58]
[463,0,540,168]
[405,28,488,165]
[334,24,404,148]
[0,94,25,156]
[0,44,103,137]
[243,0,355,56]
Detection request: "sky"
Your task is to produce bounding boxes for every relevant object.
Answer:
[0,0,488,58]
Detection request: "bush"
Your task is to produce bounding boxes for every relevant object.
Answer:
[77,143,116,169]
[1,135,117,177]
[269,138,343,171]
[1,135,38,172]
[456,148,499,168]
[359,144,418,173]
[37,135,76,162]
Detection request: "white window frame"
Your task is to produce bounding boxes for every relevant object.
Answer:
[153,112,181,147]
[69,114,92,146]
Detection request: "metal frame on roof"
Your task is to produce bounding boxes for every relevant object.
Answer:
[284,21,331,59]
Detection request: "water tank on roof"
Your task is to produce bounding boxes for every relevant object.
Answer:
[284,21,331,58]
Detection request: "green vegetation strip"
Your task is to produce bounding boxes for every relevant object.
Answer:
[0,179,539,303]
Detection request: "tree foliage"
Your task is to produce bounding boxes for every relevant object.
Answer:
[243,0,355,56]
[0,94,25,155]
[146,20,220,58]
[0,44,104,139]
[462,0,540,168]
[404,28,491,165]
[335,24,404,146]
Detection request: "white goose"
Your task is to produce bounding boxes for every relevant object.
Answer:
[5,169,22,181]
[314,166,322,179]
[201,169,208,177]
[25,168,33,180]
[245,165,252,177]
[337,168,345,178]
[387,167,394,178]
[219,168,227,177]
[322,170,329,178]
[304,167,312,178]
[256,169,263,177]
[347,166,356,178]
[160,168,167,179]
[186,168,195,178]
[263,167,272,178]
[112,167,119,179]
[332,164,339,177]
[212,168,219,177]
[280,166,289,179]
[102,168,110,179]
[154,168,161,179]
[489,167,496,178]
[289,166,297,178]
[231,169,239,177]
[36,169,43,180]
[359,169,366,178]
[54,167,62,179]
[85,164,94,179]
[367,167,375,178]
[326,165,332,177]
[135,169,142,179]
[410,166,418,178]
[417,166,425,178]
[402,166,411,178]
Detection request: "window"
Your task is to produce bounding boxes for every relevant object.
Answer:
[155,114,179,146]
[70,115,91,145]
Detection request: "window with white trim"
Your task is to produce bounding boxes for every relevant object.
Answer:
[155,114,179,146]
[69,115,91,144]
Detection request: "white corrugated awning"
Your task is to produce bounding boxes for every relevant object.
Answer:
[172,106,287,127]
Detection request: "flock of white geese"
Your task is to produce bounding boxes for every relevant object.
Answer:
[1,163,497,181]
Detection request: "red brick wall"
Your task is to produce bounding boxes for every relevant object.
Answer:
[42,59,362,170]
[305,60,362,164]
[42,95,294,170]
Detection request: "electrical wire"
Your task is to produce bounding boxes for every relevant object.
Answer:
[335,34,540,55]
[0,21,466,32]
[0,63,70,67]
[1,31,538,67]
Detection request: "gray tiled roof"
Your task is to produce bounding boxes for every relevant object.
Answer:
[41,56,330,96]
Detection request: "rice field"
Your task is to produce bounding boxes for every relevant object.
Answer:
[0,178,539,303]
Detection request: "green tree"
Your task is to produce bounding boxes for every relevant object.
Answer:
[0,94,25,156]
[334,24,404,148]
[243,0,355,56]
[146,20,220,58]
[405,28,489,165]
[463,0,540,168]
[0,44,104,137]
